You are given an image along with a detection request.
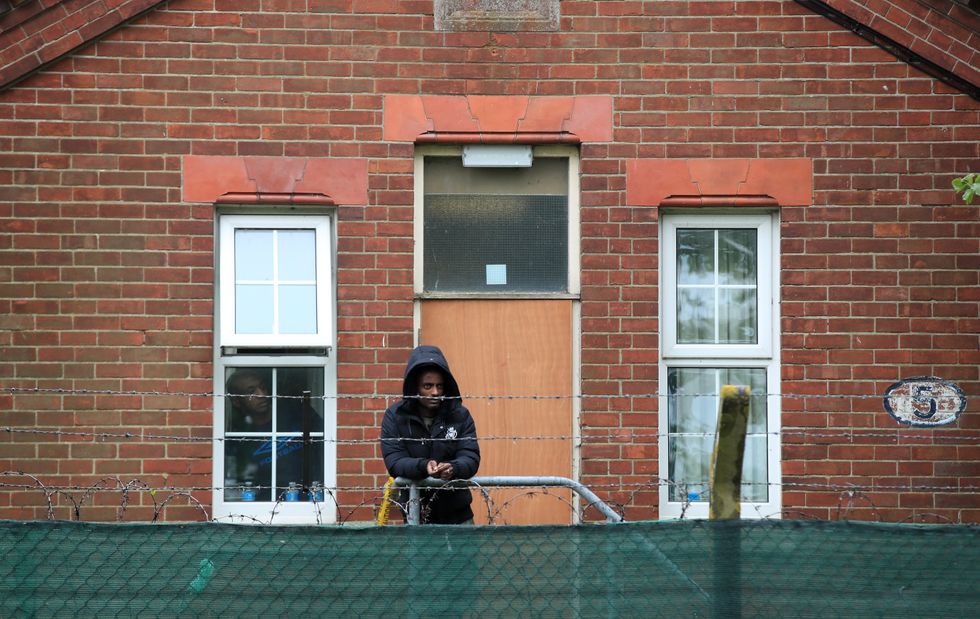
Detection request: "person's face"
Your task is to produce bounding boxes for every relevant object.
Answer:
[416,369,445,413]
[232,375,271,416]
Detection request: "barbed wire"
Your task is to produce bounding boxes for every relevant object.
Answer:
[3,426,978,443]
[3,385,967,401]
[1,472,975,526]
[1,478,975,495]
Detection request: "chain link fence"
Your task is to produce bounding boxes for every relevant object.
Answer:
[1,518,977,617]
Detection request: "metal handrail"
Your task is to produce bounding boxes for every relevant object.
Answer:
[392,476,624,524]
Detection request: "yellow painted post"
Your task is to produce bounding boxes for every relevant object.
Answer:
[710,385,751,619]
[376,477,395,526]
[709,385,751,520]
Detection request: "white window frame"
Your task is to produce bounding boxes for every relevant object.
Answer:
[662,214,773,358]
[213,212,337,524]
[218,215,333,348]
[659,211,781,520]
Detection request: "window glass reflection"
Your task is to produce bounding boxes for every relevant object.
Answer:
[677,229,714,285]
[667,367,768,503]
[223,366,325,502]
[717,229,756,285]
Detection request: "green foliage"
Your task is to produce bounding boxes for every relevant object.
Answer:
[952,173,979,204]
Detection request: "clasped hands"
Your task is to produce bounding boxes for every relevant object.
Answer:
[427,460,454,481]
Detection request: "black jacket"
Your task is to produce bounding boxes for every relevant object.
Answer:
[380,345,480,524]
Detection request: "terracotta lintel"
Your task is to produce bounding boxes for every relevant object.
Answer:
[627,158,812,207]
[183,156,368,205]
[384,94,612,143]
[215,192,336,206]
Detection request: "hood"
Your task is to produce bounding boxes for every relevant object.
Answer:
[402,345,461,400]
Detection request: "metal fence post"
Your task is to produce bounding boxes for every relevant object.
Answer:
[392,476,623,524]
[407,482,421,525]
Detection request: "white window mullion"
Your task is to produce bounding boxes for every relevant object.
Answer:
[271,230,280,336]
[713,229,720,345]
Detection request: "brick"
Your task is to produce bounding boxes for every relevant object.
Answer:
[0,0,977,524]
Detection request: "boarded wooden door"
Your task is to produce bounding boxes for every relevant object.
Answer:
[421,298,574,525]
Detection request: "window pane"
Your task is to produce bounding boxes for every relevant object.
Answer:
[278,230,316,281]
[668,435,712,502]
[742,435,768,502]
[677,287,715,344]
[235,285,274,334]
[224,366,326,503]
[675,227,760,346]
[235,230,274,281]
[275,439,325,502]
[719,288,757,344]
[225,368,274,432]
[279,285,316,334]
[224,438,273,502]
[275,367,325,434]
[717,229,756,285]
[667,367,769,504]
[720,367,768,433]
[677,229,714,285]
[424,194,567,292]
[667,367,717,434]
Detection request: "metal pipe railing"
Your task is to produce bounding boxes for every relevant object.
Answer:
[392,476,623,524]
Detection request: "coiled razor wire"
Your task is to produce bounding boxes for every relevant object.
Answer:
[1,471,977,525]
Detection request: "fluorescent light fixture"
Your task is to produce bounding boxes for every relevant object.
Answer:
[462,145,533,167]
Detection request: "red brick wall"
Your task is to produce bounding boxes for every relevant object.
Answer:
[0,0,977,523]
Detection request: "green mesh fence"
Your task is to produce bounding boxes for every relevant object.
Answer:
[1,519,977,618]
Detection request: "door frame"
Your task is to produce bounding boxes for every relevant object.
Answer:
[412,144,583,517]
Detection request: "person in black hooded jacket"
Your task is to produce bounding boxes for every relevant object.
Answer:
[380,345,480,524]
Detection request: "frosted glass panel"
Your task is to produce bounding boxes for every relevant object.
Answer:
[236,284,274,333]
[424,194,567,292]
[278,230,316,281]
[235,230,274,281]
[279,285,316,334]
[229,226,322,337]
